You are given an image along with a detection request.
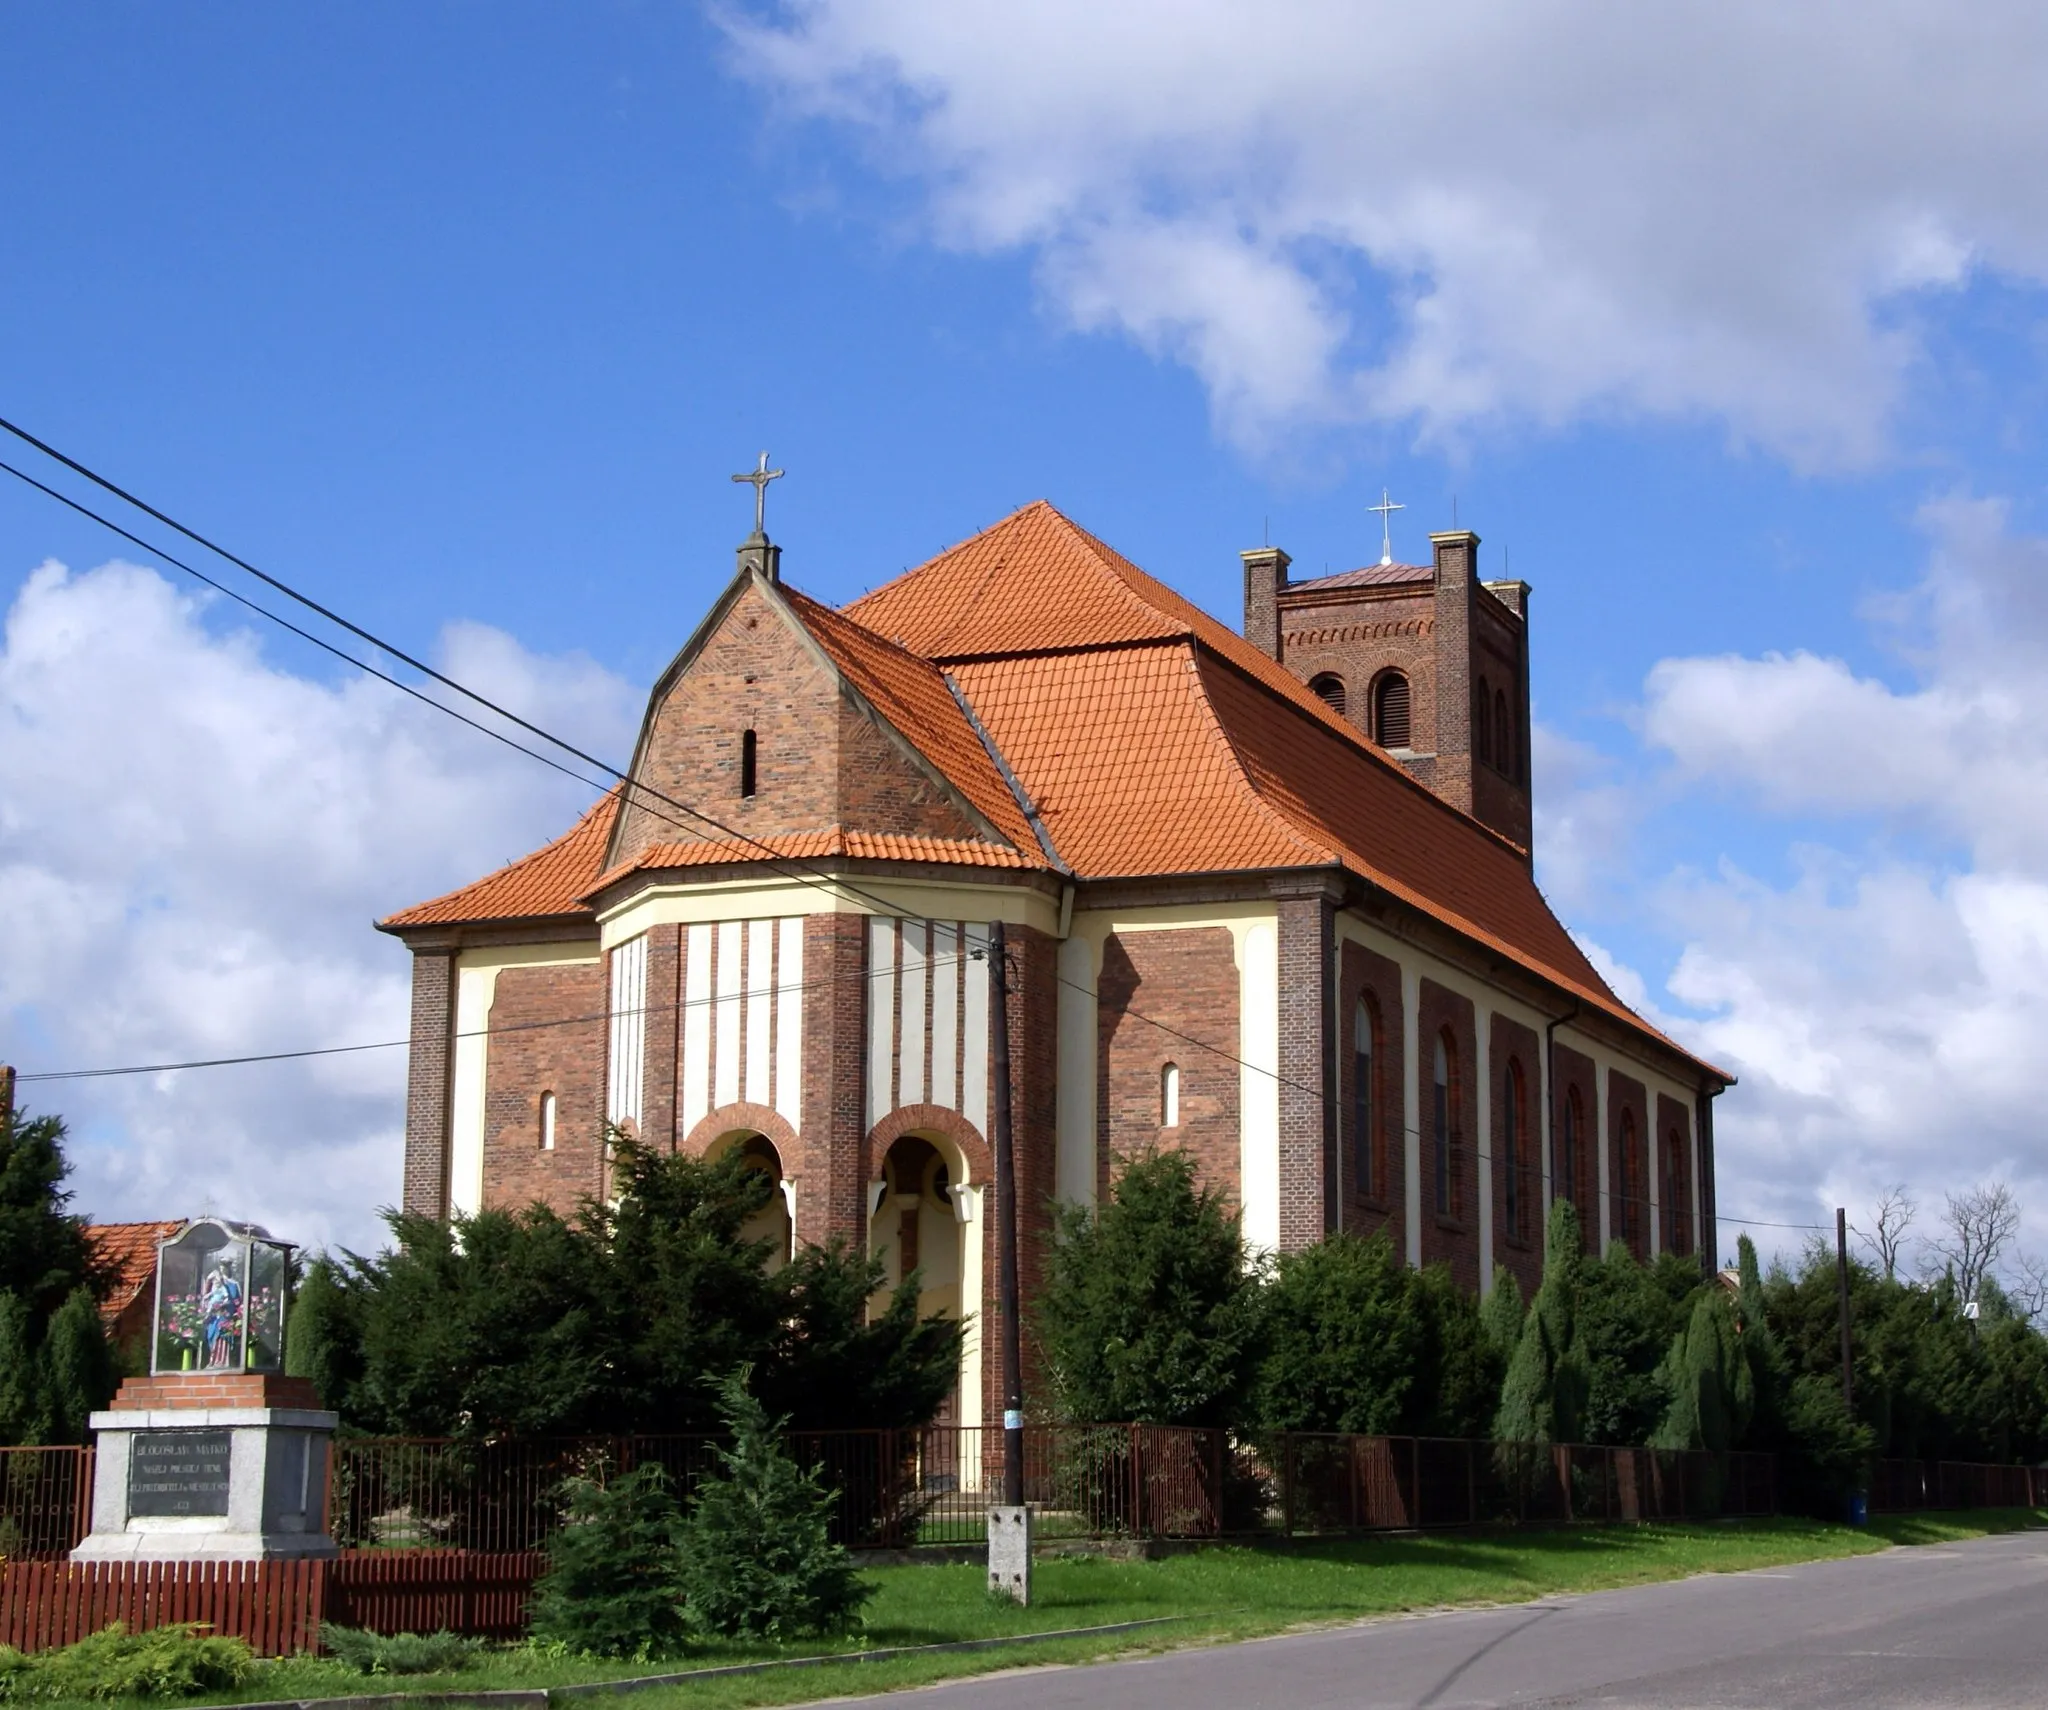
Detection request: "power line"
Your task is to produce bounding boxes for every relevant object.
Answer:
[0,423,926,926]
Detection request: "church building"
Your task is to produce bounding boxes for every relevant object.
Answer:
[381,498,1729,1430]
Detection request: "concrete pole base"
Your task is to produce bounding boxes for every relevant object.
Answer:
[987,1505,1033,1605]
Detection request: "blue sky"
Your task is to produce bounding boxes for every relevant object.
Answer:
[6,3,2048,1268]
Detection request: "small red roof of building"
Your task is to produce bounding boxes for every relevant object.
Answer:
[1284,562,1434,592]
[381,792,622,930]
[84,1221,184,1328]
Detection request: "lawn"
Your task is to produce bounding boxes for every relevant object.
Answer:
[29,1509,2047,1710]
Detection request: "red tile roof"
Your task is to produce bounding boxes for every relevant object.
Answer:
[777,586,1042,856]
[85,1221,183,1328]
[380,502,1716,1077]
[591,829,1043,895]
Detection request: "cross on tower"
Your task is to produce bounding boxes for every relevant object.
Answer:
[1368,488,1404,568]
[732,451,785,538]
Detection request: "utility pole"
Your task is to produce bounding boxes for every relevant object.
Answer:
[986,921,1031,1602]
[0,1064,14,1128]
[1835,1207,1854,1413]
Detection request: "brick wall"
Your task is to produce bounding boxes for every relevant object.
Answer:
[480,961,606,1218]
[1607,1068,1650,1260]
[1280,589,1438,747]
[640,925,682,1152]
[1276,892,1335,1251]
[1096,927,1242,1208]
[1416,979,1479,1294]
[1551,1042,1597,1250]
[402,950,457,1218]
[800,913,868,1247]
[612,581,986,870]
[1488,1012,1543,1297]
[1338,939,1405,1249]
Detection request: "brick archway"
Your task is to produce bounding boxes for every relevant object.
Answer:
[864,1103,992,1188]
[680,1103,801,1170]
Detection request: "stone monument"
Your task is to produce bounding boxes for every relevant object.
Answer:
[72,1218,339,1562]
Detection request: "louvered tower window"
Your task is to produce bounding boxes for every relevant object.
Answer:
[1310,674,1347,717]
[1374,671,1412,748]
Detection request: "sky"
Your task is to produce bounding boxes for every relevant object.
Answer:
[4,2,2048,1274]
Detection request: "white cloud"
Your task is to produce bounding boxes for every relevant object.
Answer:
[1598,500,2048,1260]
[0,561,637,1254]
[729,0,2048,466]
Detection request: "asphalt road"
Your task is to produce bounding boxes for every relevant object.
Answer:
[833,1528,2048,1709]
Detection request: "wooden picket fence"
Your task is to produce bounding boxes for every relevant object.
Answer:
[0,1551,544,1656]
[0,1558,324,1656]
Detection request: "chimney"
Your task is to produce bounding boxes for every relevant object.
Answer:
[1240,546,1290,660]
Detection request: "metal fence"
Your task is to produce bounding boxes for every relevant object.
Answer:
[0,1447,94,1561]
[1267,1436,1774,1533]
[328,1426,1781,1552]
[328,1425,1227,1551]
[1868,1459,2046,1513]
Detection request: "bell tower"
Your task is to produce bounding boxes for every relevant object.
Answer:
[1241,526,1533,852]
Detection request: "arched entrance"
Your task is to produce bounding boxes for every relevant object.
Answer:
[868,1127,979,1437]
[705,1130,794,1271]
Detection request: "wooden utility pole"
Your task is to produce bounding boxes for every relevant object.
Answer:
[0,1063,15,1128]
[1835,1207,1854,1412]
[989,921,1024,1505]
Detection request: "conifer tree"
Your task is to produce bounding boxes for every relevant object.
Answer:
[1494,1199,1590,1445]
[674,1370,870,1640]
[1652,1289,1747,1454]
[528,1463,687,1659]
[1482,1269,1525,1363]
[40,1286,117,1444]
[0,1291,49,1446]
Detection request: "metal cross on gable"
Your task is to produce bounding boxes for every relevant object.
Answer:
[732,451,784,537]
[1368,488,1403,567]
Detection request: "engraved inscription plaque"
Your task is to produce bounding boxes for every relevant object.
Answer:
[128,1429,233,1517]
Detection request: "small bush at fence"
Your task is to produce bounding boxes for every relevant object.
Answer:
[675,1373,870,1641]
[317,1624,483,1675]
[528,1464,688,1660]
[0,1623,254,1701]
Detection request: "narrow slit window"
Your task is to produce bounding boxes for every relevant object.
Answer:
[1433,1032,1454,1217]
[1161,1062,1180,1127]
[539,1091,557,1151]
[1352,999,1375,1200]
[740,728,758,798]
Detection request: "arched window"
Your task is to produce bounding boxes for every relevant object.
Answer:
[1433,1030,1457,1218]
[1309,674,1347,717]
[1474,677,1493,767]
[1502,1060,1525,1241]
[1160,1062,1181,1128]
[1559,1088,1581,1216]
[1352,998,1377,1201]
[1619,1111,1641,1251]
[740,728,758,798]
[1373,671,1412,749]
[539,1091,556,1151]
[1664,1128,1691,1256]
[1495,689,1514,779]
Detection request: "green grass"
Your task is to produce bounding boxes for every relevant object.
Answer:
[27,1510,2047,1710]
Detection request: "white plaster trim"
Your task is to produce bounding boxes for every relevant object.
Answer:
[1476,1001,1493,1296]
[714,921,742,1109]
[962,923,990,1134]
[866,919,895,1132]
[599,876,1060,946]
[930,923,959,1110]
[744,919,773,1109]
[900,921,928,1106]
[1402,960,1423,1267]
[1054,934,1098,1207]
[775,917,803,1130]
[682,923,712,1133]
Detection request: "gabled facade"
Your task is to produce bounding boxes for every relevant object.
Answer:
[381,501,1730,1431]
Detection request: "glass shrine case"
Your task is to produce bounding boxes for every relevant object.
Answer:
[150,1219,294,1376]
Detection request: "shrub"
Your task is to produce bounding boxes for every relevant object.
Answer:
[317,1625,482,1675]
[528,1463,687,1659]
[1035,1149,1263,1428]
[0,1624,253,1701]
[674,1370,871,1640]
[1256,1232,1420,1434]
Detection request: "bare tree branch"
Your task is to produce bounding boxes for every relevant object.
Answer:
[1923,1181,2022,1305]
[2011,1250,2048,1328]
[1854,1183,1916,1281]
